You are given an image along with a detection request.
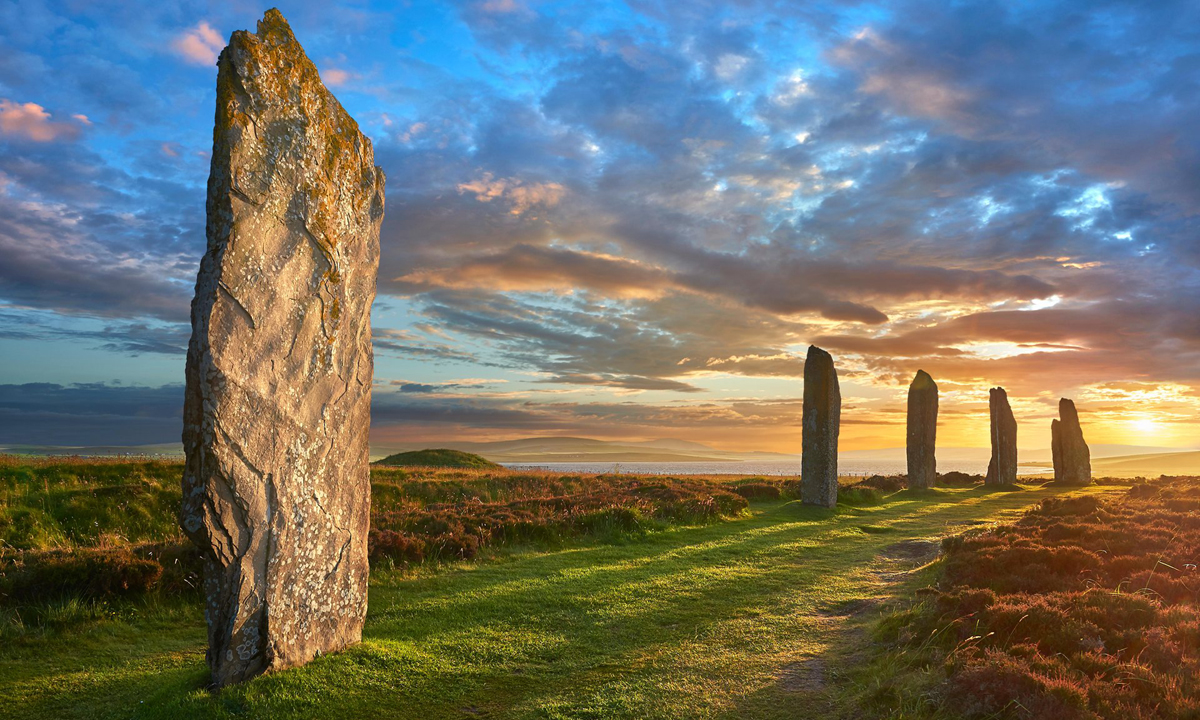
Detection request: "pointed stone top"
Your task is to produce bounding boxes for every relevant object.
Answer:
[807,344,831,359]
[259,8,291,34]
[1059,397,1079,423]
[911,369,937,390]
[990,386,1008,398]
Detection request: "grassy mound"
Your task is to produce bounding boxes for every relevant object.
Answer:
[860,476,1199,719]
[374,448,500,468]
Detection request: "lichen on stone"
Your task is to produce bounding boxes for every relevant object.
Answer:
[181,7,383,688]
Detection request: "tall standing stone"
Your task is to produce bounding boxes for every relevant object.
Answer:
[906,370,938,489]
[1051,418,1063,479]
[801,345,840,507]
[985,387,1017,486]
[181,9,384,687]
[1053,398,1091,485]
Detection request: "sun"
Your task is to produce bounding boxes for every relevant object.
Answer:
[1130,416,1162,435]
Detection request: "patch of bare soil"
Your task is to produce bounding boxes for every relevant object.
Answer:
[879,538,941,564]
[818,597,882,618]
[777,657,827,692]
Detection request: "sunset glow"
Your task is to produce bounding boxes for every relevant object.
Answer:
[1,2,1198,457]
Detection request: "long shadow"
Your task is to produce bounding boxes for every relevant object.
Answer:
[1,483,1119,720]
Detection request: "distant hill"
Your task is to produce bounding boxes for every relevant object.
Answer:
[374,448,500,469]
[1090,451,1200,477]
[367,436,800,463]
[0,443,185,458]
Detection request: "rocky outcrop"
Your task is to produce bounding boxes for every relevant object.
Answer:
[1052,398,1091,485]
[906,370,938,489]
[181,9,384,687]
[801,345,840,507]
[985,387,1017,486]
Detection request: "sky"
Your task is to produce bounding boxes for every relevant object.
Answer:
[0,0,1198,453]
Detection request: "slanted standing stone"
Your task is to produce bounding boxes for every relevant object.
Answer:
[801,345,840,507]
[181,9,385,687]
[985,387,1018,486]
[1053,398,1091,485]
[906,370,938,489]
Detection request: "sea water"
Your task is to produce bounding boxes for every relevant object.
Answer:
[501,459,1053,477]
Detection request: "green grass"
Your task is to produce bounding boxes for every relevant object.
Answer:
[375,449,500,469]
[0,482,1122,719]
[0,457,184,549]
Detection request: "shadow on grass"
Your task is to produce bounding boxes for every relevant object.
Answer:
[0,483,1121,720]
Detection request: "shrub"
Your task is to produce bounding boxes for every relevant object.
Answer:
[878,476,1200,720]
[860,474,907,492]
[368,530,425,564]
[733,482,782,500]
[1,547,162,602]
[838,485,884,506]
[938,471,983,487]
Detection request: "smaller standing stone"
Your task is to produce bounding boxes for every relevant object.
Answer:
[986,387,1017,486]
[906,370,938,489]
[1051,419,1063,480]
[1053,398,1092,485]
[801,345,840,507]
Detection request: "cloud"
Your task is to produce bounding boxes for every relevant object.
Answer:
[457,173,567,215]
[0,308,187,356]
[0,100,83,142]
[322,68,353,87]
[172,21,224,66]
[0,383,183,446]
[2,0,1199,450]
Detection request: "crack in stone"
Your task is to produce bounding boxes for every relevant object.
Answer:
[218,281,257,330]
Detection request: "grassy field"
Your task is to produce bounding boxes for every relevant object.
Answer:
[0,460,1124,720]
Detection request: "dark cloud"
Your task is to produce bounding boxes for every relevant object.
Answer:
[0,383,182,446]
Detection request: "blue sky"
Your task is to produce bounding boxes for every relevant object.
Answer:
[1,0,1198,451]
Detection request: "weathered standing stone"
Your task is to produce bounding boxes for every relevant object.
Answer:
[1053,398,1092,485]
[985,387,1017,486]
[801,345,840,507]
[181,9,384,688]
[1051,419,1064,480]
[906,370,938,489]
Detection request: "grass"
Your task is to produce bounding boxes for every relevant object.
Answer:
[374,449,501,469]
[0,468,1123,720]
[844,477,1200,719]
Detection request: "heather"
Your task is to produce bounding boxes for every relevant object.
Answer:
[0,457,1102,720]
[0,457,752,609]
[861,476,1200,719]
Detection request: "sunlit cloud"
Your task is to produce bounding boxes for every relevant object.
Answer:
[172,21,224,66]
[457,173,567,215]
[0,100,84,142]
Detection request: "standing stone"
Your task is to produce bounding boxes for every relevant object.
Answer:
[985,387,1017,486]
[1051,419,1064,480]
[1053,398,1092,485]
[801,345,840,507]
[906,370,938,489]
[181,9,384,688]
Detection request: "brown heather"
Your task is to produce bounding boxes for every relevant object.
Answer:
[874,477,1200,719]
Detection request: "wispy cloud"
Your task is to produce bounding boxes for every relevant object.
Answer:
[172,21,224,66]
